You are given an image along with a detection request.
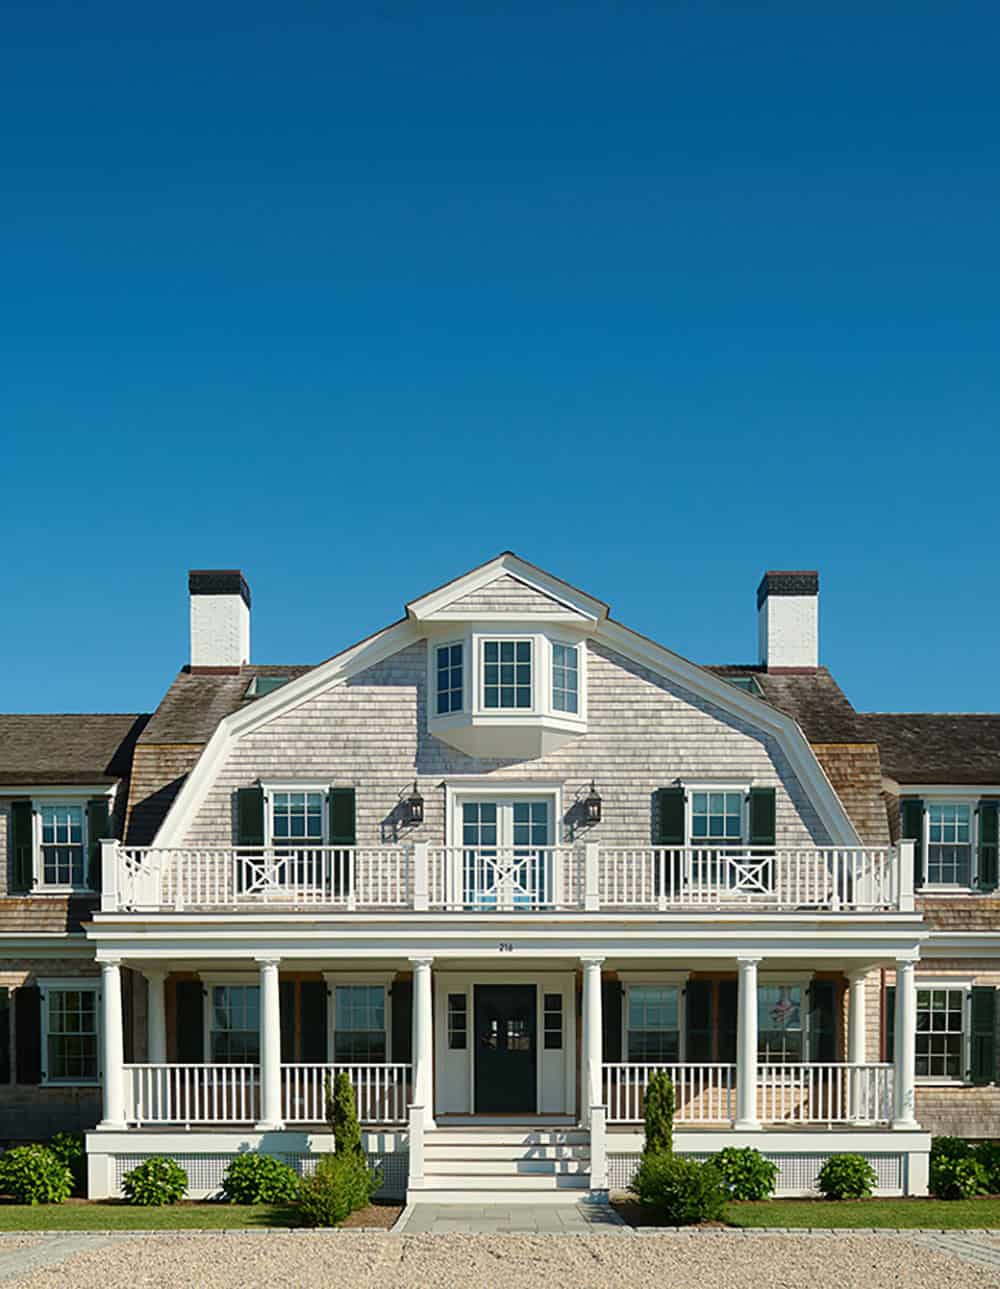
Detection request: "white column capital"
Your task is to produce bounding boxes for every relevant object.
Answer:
[737,956,762,968]
[99,957,123,970]
[254,955,282,969]
[580,956,605,970]
[847,967,871,983]
[409,955,435,970]
[141,967,168,983]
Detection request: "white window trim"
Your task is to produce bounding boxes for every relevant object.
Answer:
[32,798,94,894]
[433,638,466,718]
[444,781,565,848]
[683,784,751,848]
[39,977,101,1086]
[920,798,979,893]
[260,783,330,847]
[200,976,261,1065]
[621,976,689,1063]
[323,972,394,1065]
[550,638,585,719]
[913,977,974,1086]
[475,632,537,715]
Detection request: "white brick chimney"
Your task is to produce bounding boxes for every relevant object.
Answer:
[757,570,818,670]
[189,570,250,669]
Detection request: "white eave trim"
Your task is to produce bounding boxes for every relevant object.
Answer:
[405,553,607,625]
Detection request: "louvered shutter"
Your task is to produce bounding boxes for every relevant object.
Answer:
[390,979,412,1065]
[280,980,295,1062]
[970,986,997,1085]
[685,979,713,1064]
[236,786,265,846]
[884,984,896,1064]
[809,980,837,1062]
[900,799,924,889]
[602,980,623,1062]
[328,788,356,845]
[748,787,777,847]
[300,981,329,1063]
[175,980,204,1063]
[0,987,9,1084]
[657,788,685,845]
[15,986,41,1084]
[717,979,738,1063]
[978,800,999,893]
[86,798,110,891]
[10,800,33,892]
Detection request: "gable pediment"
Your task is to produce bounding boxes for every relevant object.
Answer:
[406,553,606,625]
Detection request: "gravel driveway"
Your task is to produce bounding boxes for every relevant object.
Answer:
[4,1231,1000,1289]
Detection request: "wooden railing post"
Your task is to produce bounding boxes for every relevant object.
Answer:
[897,840,915,912]
[584,843,600,911]
[100,839,120,912]
[413,843,429,911]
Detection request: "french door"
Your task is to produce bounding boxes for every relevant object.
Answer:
[457,798,555,909]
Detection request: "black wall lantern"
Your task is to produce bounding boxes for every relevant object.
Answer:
[406,781,425,825]
[584,781,603,824]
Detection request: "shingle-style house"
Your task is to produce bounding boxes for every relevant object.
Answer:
[3,554,1000,1202]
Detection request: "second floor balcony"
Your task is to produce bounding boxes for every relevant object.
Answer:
[101,840,916,915]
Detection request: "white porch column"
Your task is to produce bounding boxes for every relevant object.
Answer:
[893,958,919,1130]
[735,956,761,1131]
[99,958,126,1128]
[143,969,167,1065]
[410,956,435,1126]
[581,956,604,1125]
[256,957,283,1130]
[847,971,868,1065]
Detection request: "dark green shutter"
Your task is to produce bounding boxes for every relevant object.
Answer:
[748,787,777,847]
[175,981,204,1063]
[236,786,265,846]
[718,979,738,1063]
[901,798,924,889]
[809,980,837,1061]
[10,800,33,892]
[685,979,713,1064]
[884,984,895,1064]
[657,787,685,846]
[0,987,9,1084]
[280,980,295,1063]
[86,797,110,891]
[328,788,356,846]
[602,980,623,1062]
[978,800,999,893]
[300,981,328,1063]
[15,986,41,1084]
[970,987,997,1085]
[391,979,412,1064]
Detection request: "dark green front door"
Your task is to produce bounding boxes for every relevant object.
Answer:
[474,984,537,1113]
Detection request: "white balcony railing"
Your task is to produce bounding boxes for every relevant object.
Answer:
[602,1062,894,1126]
[104,841,913,914]
[123,1062,412,1127]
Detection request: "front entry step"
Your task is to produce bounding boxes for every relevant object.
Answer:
[409,1124,594,1204]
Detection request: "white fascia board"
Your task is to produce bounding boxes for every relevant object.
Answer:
[405,553,607,625]
[595,619,862,847]
[921,934,1000,956]
[0,784,116,798]
[152,618,420,846]
[0,934,93,956]
[894,784,1000,796]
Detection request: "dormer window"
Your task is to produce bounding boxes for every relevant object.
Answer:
[482,639,532,709]
[436,643,464,715]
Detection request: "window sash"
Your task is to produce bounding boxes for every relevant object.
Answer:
[626,985,680,1062]
[333,985,387,1062]
[37,804,87,888]
[270,791,324,843]
[916,987,965,1079]
[210,985,260,1063]
[757,984,803,1063]
[436,643,464,715]
[551,644,578,714]
[926,804,974,886]
[44,986,99,1082]
[481,639,532,709]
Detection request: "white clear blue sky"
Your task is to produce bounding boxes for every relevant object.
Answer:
[2,2,998,715]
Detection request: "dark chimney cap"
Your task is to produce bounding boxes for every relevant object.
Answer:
[756,570,818,610]
[188,570,251,608]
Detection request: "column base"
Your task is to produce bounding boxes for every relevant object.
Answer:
[892,1118,920,1131]
[254,1120,286,1132]
[733,1119,763,1132]
[96,1120,127,1132]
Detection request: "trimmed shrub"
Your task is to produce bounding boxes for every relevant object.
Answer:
[0,1145,73,1205]
[930,1155,988,1200]
[643,1072,675,1157]
[296,1154,359,1227]
[714,1146,779,1201]
[816,1154,877,1200]
[328,1071,364,1160]
[632,1152,727,1225]
[931,1136,973,1163]
[974,1142,1000,1194]
[48,1132,86,1196]
[122,1156,188,1206]
[222,1152,299,1205]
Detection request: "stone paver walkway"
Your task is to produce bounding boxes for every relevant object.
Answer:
[0,1234,121,1284]
[396,1199,628,1234]
[913,1231,1000,1272]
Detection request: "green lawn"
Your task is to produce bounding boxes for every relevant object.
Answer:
[0,1202,300,1231]
[724,1197,1000,1229]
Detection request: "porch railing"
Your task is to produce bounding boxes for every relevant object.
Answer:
[604,1062,736,1123]
[281,1063,411,1125]
[106,841,912,914]
[125,1063,261,1125]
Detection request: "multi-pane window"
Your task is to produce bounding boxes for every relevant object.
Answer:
[211,985,260,1063]
[334,985,386,1062]
[270,791,324,843]
[448,993,467,1050]
[627,985,680,1062]
[40,805,85,886]
[927,804,973,886]
[45,986,99,1082]
[690,792,743,844]
[551,644,578,714]
[758,984,803,1063]
[916,988,965,1079]
[482,640,532,709]
[436,643,463,714]
[543,993,563,1050]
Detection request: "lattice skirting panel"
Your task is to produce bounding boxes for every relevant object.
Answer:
[607,1151,904,1195]
[112,1150,408,1200]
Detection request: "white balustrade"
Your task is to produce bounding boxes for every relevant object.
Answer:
[757,1062,894,1124]
[281,1064,412,1125]
[603,1063,737,1123]
[428,846,578,910]
[125,1064,260,1125]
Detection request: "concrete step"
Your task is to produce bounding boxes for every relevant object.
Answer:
[407,1187,593,1205]
[424,1143,590,1160]
[423,1157,590,1176]
[415,1172,591,1191]
[427,1130,589,1147]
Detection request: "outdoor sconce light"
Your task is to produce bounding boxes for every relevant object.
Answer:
[584,781,602,824]
[406,782,425,825]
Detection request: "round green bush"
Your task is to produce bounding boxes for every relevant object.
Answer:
[816,1153,877,1200]
[930,1155,988,1200]
[714,1146,779,1201]
[48,1132,86,1195]
[931,1136,973,1163]
[0,1145,73,1205]
[122,1156,188,1206]
[296,1154,355,1227]
[973,1142,1000,1194]
[222,1152,298,1204]
[632,1152,727,1225]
